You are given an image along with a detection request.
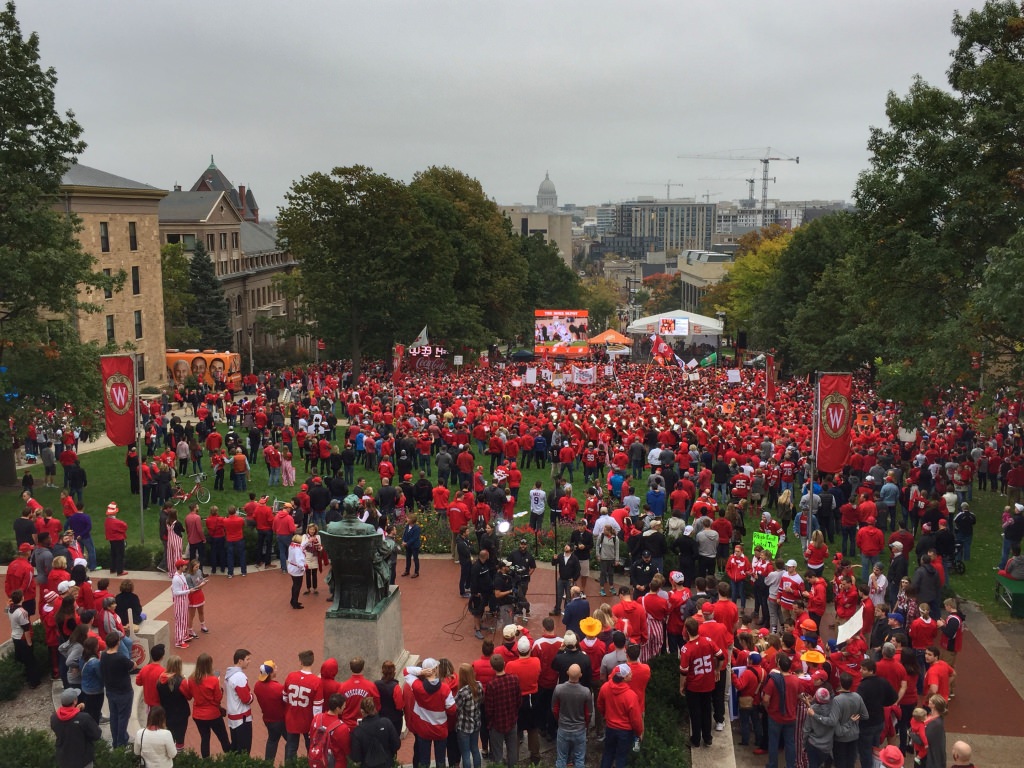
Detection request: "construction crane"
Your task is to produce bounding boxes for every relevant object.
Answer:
[697,174,757,203]
[680,148,799,227]
[629,180,686,199]
[701,191,720,203]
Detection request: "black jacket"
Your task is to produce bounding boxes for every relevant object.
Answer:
[551,553,581,581]
[51,709,101,768]
[349,713,400,768]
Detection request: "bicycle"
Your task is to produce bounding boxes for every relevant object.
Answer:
[171,472,211,505]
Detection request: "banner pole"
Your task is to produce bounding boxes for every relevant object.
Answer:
[135,353,144,546]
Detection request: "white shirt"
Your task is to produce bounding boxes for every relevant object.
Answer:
[134,727,177,768]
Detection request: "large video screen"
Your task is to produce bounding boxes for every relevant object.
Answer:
[534,309,590,358]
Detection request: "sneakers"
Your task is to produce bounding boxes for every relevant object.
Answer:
[753,747,767,755]
[599,589,606,597]
[175,642,190,649]
[714,721,725,732]
[474,630,484,640]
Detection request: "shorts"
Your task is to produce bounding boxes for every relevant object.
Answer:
[578,559,590,577]
[716,543,729,559]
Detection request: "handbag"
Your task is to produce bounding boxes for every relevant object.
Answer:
[133,729,147,767]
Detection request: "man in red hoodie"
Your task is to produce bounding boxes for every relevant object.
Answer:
[610,586,648,646]
[597,662,645,764]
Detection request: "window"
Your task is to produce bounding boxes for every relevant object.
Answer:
[207,233,216,252]
[231,232,239,249]
[134,310,143,339]
[128,221,138,251]
[100,222,110,252]
[135,353,146,383]
[102,268,113,299]
[220,232,228,251]
[131,266,140,295]
[105,315,115,343]
[165,233,196,251]
[235,296,242,315]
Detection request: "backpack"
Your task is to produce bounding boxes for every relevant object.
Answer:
[307,714,341,768]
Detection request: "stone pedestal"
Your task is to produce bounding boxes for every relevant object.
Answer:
[323,585,410,676]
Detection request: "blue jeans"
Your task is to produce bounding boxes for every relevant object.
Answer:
[257,529,274,566]
[860,554,879,578]
[956,533,972,561]
[457,729,481,768]
[556,728,587,768]
[210,537,226,573]
[277,534,292,571]
[841,526,858,557]
[713,482,728,503]
[413,734,446,768]
[767,718,796,768]
[80,535,97,570]
[600,726,633,768]
[736,705,760,745]
[731,579,747,606]
[107,688,134,748]
[344,465,354,485]
[268,466,281,486]
[858,723,884,768]
[227,539,246,576]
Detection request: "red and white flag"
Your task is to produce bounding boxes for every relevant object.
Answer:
[410,326,429,348]
[649,333,673,359]
[101,355,136,446]
[815,373,853,473]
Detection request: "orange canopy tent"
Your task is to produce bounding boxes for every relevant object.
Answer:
[587,329,633,346]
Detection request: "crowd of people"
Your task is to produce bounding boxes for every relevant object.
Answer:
[9,358,1012,767]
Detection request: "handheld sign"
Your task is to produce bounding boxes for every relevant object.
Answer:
[752,531,780,558]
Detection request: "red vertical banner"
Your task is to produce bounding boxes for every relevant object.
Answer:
[101,355,137,446]
[766,353,777,404]
[815,373,853,474]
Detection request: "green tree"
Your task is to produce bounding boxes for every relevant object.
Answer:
[849,0,1024,404]
[0,1,116,484]
[581,277,622,332]
[185,241,232,351]
[278,165,454,376]
[521,233,582,311]
[410,166,526,346]
[161,242,197,348]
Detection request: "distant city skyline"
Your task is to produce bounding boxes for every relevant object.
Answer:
[16,0,987,217]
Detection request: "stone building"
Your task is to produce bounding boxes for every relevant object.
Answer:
[58,164,169,385]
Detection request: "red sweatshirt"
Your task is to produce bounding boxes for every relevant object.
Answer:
[597,680,644,736]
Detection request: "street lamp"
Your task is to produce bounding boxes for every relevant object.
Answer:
[715,311,726,368]
[247,325,254,375]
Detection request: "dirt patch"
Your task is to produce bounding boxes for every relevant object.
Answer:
[0,680,56,735]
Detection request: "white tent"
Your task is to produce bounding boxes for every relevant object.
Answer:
[626,309,724,340]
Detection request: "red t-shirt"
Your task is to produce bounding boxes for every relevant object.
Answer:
[224,514,245,542]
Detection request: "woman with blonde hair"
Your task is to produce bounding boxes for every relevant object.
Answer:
[157,654,190,749]
[185,559,209,637]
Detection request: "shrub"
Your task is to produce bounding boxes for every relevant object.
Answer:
[124,544,157,570]
[0,539,15,565]
[627,653,691,767]
[0,728,54,768]
[170,748,310,767]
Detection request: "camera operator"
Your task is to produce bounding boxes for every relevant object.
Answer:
[494,558,516,629]
[470,549,497,640]
[509,539,537,617]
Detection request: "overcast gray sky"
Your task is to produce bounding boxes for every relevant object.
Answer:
[19,0,983,216]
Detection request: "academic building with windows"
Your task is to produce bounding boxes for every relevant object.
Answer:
[58,164,169,385]
[158,159,310,362]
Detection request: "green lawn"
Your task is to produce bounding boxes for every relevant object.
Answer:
[2,438,1016,620]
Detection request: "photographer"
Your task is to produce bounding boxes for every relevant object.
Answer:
[509,539,537,616]
[470,549,497,640]
[493,559,516,629]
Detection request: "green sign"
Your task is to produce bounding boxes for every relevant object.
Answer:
[752,531,780,558]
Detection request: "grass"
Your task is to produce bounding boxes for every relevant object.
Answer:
[1,430,1016,622]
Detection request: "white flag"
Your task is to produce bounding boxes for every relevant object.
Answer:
[573,366,597,385]
[604,365,614,378]
[688,372,700,381]
[541,369,553,381]
[727,369,742,384]
[524,367,537,384]
[686,358,699,369]
[410,325,429,347]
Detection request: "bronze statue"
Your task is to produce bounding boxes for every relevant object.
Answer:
[321,495,396,614]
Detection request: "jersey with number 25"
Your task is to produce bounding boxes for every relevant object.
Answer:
[678,636,721,693]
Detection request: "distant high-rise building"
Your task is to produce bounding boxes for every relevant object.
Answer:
[537,171,558,210]
[616,199,714,253]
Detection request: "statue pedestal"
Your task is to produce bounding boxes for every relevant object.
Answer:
[323,585,411,676]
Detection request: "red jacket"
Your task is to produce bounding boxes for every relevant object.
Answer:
[403,674,455,741]
[104,517,128,542]
[597,679,644,736]
[182,674,224,720]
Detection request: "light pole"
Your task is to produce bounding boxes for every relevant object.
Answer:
[247,325,254,375]
[715,311,726,368]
